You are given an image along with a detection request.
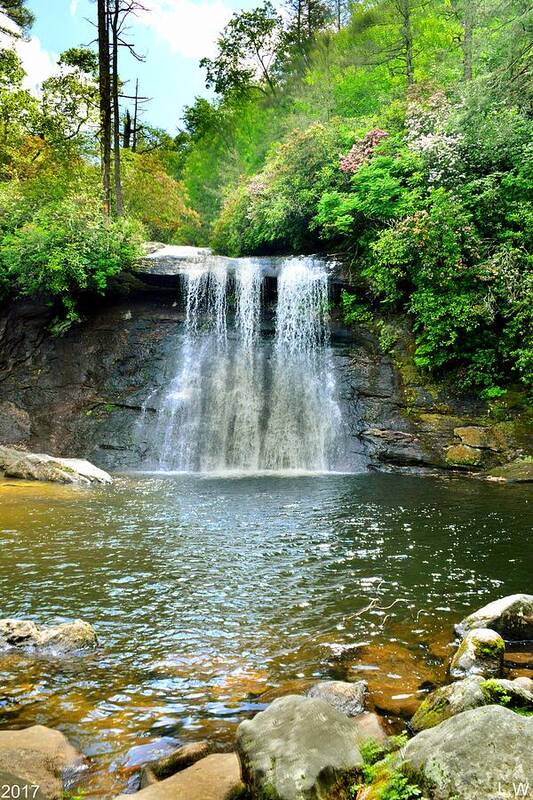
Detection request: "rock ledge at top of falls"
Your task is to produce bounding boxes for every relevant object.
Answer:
[0,445,112,485]
[136,243,345,282]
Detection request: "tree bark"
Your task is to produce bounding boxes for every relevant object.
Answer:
[398,0,414,85]
[123,109,131,148]
[111,0,124,216]
[462,0,473,80]
[133,78,139,152]
[97,0,111,215]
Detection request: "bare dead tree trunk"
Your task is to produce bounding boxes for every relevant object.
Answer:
[132,78,139,152]
[462,0,473,80]
[123,109,132,148]
[97,0,111,215]
[110,0,124,216]
[398,0,415,85]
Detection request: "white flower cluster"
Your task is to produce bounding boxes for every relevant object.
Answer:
[406,92,465,186]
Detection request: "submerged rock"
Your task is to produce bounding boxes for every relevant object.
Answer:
[0,445,112,485]
[0,725,85,800]
[455,594,533,641]
[449,627,505,679]
[115,753,243,800]
[399,705,533,800]
[236,694,363,800]
[305,680,368,717]
[139,741,210,787]
[0,618,97,652]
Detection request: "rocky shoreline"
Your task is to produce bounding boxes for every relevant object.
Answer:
[1,594,531,800]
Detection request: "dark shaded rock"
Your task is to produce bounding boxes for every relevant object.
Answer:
[236,694,363,800]
[455,594,533,641]
[399,705,533,800]
[0,401,31,445]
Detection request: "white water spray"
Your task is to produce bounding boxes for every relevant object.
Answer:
[140,254,353,473]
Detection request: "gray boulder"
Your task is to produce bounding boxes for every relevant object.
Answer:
[305,680,367,717]
[0,445,112,485]
[410,676,486,732]
[399,705,533,799]
[449,627,504,679]
[410,675,533,732]
[236,694,363,800]
[0,725,85,800]
[0,618,97,652]
[455,594,533,641]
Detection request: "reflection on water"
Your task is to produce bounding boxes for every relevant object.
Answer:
[0,474,531,796]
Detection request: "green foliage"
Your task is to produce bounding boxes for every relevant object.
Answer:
[0,182,144,321]
[379,773,422,800]
[122,150,200,243]
[212,121,352,254]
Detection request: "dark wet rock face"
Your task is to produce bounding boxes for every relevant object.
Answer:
[0,296,184,470]
[0,290,528,473]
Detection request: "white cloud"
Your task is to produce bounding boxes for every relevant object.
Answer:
[139,0,233,60]
[70,0,79,16]
[0,18,58,94]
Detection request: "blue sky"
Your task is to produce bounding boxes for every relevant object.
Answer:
[10,0,258,133]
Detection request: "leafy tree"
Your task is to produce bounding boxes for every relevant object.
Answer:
[0,0,34,37]
[200,2,283,98]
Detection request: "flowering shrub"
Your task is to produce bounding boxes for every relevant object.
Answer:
[406,92,464,187]
[339,129,389,174]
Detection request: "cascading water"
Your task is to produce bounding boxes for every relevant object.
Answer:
[139,253,356,473]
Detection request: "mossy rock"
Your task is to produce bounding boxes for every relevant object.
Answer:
[486,459,533,483]
[449,628,504,680]
[445,444,483,467]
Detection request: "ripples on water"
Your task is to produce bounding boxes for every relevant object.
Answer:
[0,473,530,795]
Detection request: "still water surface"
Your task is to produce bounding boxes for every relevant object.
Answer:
[0,473,531,794]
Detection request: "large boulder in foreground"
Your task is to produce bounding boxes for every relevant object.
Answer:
[115,753,243,800]
[399,705,533,799]
[0,618,97,652]
[236,695,363,800]
[0,725,85,800]
[449,627,505,679]
[305,680,368,717]
[455,594,533,641]
[0,445,112,485]
[410,675,533,732]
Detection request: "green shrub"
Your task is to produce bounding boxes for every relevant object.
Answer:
[0,189,144,323]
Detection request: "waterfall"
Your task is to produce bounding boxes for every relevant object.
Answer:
[139,254,355,473]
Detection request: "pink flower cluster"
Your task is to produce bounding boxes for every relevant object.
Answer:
[339,129,389,174]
